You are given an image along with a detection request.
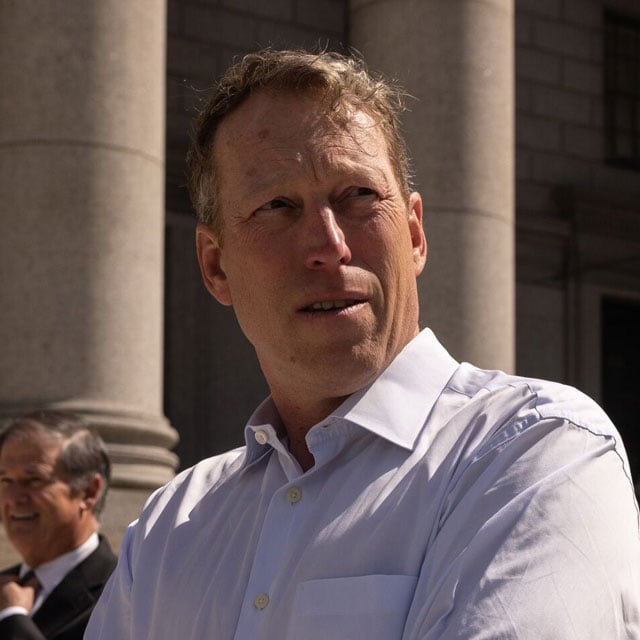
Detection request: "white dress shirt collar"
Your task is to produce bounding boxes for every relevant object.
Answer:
[22,532,99,613]
[244,328,458,462]
[329,328,459,449]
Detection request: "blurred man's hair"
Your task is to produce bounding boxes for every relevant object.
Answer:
[0,411,111,517]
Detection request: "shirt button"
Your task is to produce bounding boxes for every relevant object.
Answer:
[254,430,268,445]
[254,593,269,610]
[287,486,302,504]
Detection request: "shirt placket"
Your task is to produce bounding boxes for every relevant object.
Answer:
[233,429,311,639]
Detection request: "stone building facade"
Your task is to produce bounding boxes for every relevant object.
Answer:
[515,0,640,484]
[0,0,638,564]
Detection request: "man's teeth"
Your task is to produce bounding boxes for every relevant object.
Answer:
[310,300,356,311]
[11,514,37,521]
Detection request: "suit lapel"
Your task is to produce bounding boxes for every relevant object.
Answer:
[32,536,116,639]
[32,568,95,637]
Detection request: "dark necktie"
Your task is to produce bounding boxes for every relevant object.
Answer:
[18,569,42,594]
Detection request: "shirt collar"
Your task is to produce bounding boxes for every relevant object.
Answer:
[243,329,459,463]
[22,532,99,595]
[328,328,459,450]
[243,398,285,465]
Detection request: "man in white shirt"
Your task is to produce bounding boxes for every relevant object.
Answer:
[86,49,640,639]
[0,411,116,639]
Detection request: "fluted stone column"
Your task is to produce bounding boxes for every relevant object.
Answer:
[350,0,515,372]
[0,1,177,562]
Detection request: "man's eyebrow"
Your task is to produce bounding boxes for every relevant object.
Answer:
[24,467,50,476]
[236,169,291,203]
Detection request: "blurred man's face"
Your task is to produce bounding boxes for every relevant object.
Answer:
[197,91,426,410]
[0,431,91,567]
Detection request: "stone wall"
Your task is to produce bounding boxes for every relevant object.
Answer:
[515,0,640,386]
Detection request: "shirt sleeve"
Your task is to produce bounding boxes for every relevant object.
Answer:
[84,525,135,639]
[403,416,640,639]
[0,606,29,622]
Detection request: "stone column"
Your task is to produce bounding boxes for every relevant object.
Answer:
[0,0,177,562]
[350,0,515,372]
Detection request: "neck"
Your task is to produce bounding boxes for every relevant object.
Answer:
[272,392,348,472]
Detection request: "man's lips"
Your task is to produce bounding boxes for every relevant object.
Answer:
[9,513,38,522]
[304,299,361,312]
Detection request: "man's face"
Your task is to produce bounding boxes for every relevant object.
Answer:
[197,91,426,407]
[0,431,90,567]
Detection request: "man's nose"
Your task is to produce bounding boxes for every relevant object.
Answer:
[302,205,352,270]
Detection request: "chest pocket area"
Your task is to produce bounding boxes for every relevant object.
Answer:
[286,574,418,640]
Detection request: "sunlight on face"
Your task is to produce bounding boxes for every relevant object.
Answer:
[197,91,426,414]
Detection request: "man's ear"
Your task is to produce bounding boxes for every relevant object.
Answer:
[195,223,233,306]
[79,474,102,513]
[408,192,427,276]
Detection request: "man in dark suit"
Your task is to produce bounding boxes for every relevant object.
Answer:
[0,411,117,640]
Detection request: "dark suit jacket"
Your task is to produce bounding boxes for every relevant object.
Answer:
[0,535,117,640]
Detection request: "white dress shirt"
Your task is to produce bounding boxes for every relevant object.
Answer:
[85,330,640,639]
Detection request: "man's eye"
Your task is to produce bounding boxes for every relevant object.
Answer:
[340,186,377,198]
[333,186,379,215]
[257,198,292,211]
[352,187,376,197]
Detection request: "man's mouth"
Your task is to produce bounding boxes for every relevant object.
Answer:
[10,513,38,522]
[306,299,360,312]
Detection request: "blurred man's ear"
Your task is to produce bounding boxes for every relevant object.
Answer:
[408,192,427,276]
[79,474,102,513]
[195,223,233,306]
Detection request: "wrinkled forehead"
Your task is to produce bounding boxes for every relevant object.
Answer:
[214,90,388,171]
[0,426,63,464]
